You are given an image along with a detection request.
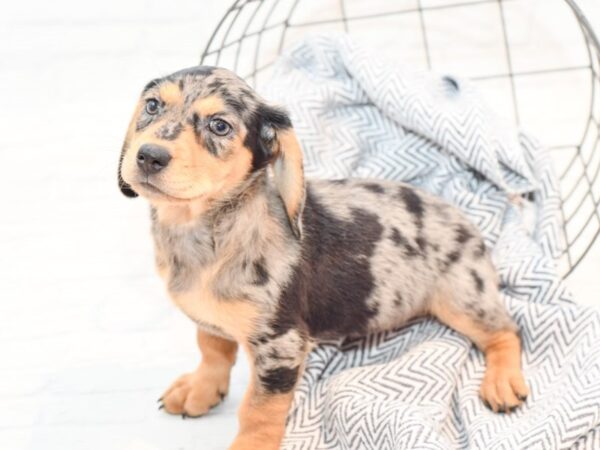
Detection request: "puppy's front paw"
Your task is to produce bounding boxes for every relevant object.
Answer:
[480,366,529,413]
[158,370,228,418]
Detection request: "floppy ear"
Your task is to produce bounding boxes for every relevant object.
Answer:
[259,105,305,239]
[118,140,138,198]
[118,115,139,198]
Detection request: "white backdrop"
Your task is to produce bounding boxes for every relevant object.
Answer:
[0,1,599,449]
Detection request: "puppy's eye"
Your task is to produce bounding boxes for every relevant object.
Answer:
[208,118,231,136]
[145,99,160,115]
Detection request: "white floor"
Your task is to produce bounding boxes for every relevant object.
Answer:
[1,1,599,449]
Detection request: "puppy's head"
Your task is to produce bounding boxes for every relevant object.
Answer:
[118,66,305,236]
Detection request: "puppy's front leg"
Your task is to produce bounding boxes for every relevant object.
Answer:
[231,332,307,450]
[160,329,238,417]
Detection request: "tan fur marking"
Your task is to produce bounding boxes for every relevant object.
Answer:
[161,330,238,417]
[430,292,528,412]
[272,130,305,234]
[195,95,226,117]
[159,82,182,105]
[479,331,529,412]
[169,264,260,342]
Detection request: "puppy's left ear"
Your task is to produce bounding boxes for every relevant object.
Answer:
[259,105,305,239]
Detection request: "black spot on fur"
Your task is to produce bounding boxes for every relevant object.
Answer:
[474,241,486,258]
[440,250,462,272]
[447,250,461,264]
[394,292,403,307]
[363,183,385,194]
[415,236,427,253]
[476,308,486,320]
[243,104,292,171]
[272,189,383,339]
[189,112,200,134]
[203,135,220,156]
[259,366,299,394]
[206,79,224,94]
[390,227,419,257]
[222,91,247,115]
[249,335,270,347]
[455,224,473,244]
[253,258,269,286]
[470,269,485,293]
[142,78,162,93]
[398,186,424,228]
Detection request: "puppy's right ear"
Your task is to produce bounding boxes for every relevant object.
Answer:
[118,146,138,198]
[118,114,139,198]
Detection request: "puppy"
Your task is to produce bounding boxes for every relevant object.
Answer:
[118,66,528,450]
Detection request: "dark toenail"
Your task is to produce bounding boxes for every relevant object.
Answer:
[483,400,492,410]
[157,397,163,403]
[517,394,528,402]
[158,404,164,410]
[509,405,518,412]
[182,413,187,419]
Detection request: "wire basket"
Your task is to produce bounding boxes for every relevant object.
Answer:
[200,0,600,278]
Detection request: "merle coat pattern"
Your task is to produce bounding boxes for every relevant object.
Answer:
[118,66,528,450]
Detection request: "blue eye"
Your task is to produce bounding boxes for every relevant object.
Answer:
[209,118,231,136]
[145,98,160,115]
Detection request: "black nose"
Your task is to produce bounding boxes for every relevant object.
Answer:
[136,144,172,174]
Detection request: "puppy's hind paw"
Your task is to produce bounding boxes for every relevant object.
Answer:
[480,366,529,414]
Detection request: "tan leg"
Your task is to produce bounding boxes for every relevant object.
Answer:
[431,294,529,413]
[159,329,238,417]
[229,337,306,450]
[229,380,295,450]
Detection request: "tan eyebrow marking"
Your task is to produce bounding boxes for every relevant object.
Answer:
[195,95,226,117]
[159,82,183,105]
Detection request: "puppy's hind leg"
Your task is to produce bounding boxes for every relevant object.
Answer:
[429,272,528,413]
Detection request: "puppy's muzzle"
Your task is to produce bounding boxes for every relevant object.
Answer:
[137,144,172,175]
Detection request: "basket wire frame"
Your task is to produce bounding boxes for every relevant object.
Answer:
[201,0,600,279]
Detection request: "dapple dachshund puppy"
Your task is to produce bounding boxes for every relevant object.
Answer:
[118,66,528,450]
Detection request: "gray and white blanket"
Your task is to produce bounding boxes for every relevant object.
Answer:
[263,35,600,449]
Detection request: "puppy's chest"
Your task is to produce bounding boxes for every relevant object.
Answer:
[154,226,259,341]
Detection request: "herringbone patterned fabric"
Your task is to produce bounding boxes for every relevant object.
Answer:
[263,35,600,450]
